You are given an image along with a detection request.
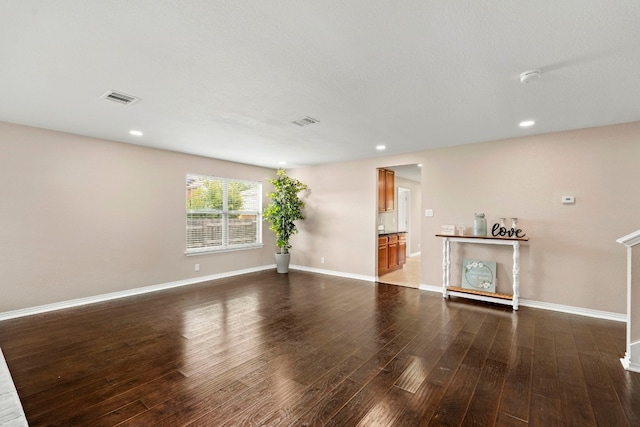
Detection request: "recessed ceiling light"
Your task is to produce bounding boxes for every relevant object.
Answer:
[279,161,286,165]
[376,145,386,151]
[129,130,143,136]
[519,120,535,128]
[417,164,422,167]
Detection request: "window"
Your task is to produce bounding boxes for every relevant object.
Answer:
[186,174,262,254]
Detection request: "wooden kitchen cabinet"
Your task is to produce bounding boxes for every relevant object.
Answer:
[378,169,385,212]
[388,234,398,270]
[378,236,388,275]
[377,168,395,212]
[385,169,394,211]
[378,232,407,276]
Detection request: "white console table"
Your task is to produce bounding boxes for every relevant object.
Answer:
[436,234,529,310]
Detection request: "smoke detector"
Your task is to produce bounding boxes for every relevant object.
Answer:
[520,70,541,84]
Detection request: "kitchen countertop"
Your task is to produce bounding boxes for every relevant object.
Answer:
[378,230,407,236]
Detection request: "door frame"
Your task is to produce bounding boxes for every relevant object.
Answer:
[397,187,410,257]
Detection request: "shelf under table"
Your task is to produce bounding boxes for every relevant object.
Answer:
[446,286,512,300]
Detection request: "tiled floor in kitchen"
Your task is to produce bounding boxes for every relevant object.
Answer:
[378,254,420,288]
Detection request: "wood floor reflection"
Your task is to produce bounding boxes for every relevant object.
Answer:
[0,270,638,426]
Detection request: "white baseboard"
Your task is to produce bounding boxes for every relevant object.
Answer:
[419,284,625,322]
[0,269,625,324]
[620,341,640,373]
[419,284,442,294]
[290,265,376,283]
[518,298,625,322]
[409,251,421,258]
[0,265,275,321]
[620,355,640,373]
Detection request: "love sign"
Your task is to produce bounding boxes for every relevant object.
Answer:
[492,223,526,238]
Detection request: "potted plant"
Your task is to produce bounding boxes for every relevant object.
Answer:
[263,169,309,273]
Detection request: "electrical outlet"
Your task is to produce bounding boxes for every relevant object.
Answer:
[195,264,200,272]
[320,257,325,264]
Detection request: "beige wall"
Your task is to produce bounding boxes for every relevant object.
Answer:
[2,120,638,315]
[287,161,376,275]
[422,123,639,313]
[292,122,640,314]
[288,154,422,276]
[0,121,277,312]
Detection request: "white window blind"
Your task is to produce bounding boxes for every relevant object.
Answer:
[186,174,262,253]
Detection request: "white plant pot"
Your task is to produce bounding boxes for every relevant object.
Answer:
[275,253,291,273]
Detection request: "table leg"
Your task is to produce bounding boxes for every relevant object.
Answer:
[442,238,450,298]
[512,242,520,310]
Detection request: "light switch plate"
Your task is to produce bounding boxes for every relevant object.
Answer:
[425,209,434,217]
[562,195,575,204]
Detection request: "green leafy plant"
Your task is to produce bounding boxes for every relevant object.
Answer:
[263,169,309,254]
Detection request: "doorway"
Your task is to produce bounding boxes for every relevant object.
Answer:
[377,164,421,289]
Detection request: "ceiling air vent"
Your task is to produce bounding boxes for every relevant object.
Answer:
[99,90,141,105]
[291,116,319,127]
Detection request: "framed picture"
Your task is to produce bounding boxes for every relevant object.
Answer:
[440,225,456,235]
[461,259,496,293]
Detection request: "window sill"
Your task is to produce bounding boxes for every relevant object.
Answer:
[185,243,264,256]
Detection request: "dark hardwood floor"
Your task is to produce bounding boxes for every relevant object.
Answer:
[0,270,638,426]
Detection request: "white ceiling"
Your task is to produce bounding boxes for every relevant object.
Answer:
[389,164,423,184]
[1,2,639,169]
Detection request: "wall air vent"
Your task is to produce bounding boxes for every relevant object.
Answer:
[291,116,320,127]
[99,90,141,105]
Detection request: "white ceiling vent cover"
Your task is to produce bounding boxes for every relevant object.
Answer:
[99,90,141,105]
[291,116,319,127]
